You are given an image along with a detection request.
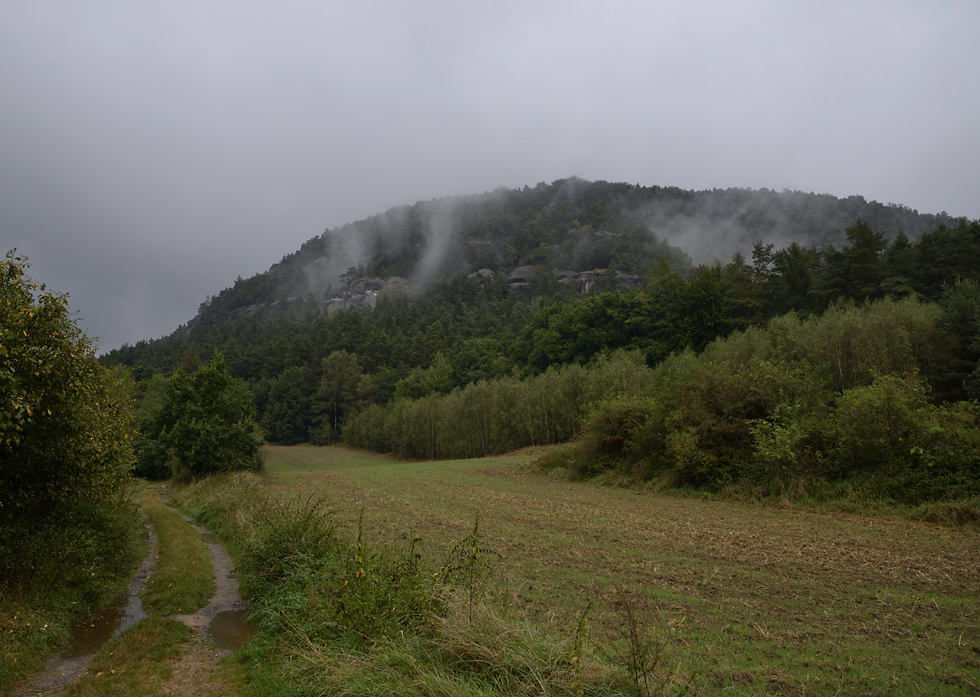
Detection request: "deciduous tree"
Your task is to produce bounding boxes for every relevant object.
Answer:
[152,350,262,481]
[1,251,137,588]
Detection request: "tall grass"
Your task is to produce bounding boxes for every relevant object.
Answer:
[174,473,670,696]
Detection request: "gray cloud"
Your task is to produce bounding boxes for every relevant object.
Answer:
[1,1,978,350]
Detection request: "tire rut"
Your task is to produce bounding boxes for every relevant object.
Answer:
[19,491,252,696]
[20,516,158,696]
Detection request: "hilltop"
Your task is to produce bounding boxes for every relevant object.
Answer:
[179,178,954,329]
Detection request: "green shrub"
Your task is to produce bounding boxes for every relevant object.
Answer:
[570,397,660,480]
[147,352,263,482]
[829,377,980,502]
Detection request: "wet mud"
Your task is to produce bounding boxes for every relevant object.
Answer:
[22,516,157,695]
[170,515,256,654]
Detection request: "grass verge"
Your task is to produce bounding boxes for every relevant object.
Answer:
[175,472,656,696]
[139,487,214,616]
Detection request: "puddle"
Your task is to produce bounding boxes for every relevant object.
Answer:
[171,515,253,655]
[24,518,157,694]
[207,610,258,650]
[63,590,147,658]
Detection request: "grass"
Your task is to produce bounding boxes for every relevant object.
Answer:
[0,488,146,696]
[139,486,214,616]
[257,444,980,696]
[175,470,643,696]
[61,617,192,697]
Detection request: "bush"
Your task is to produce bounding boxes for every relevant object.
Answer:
[569,397,659,480]
[0,251,139,592]
[829,376,980,502]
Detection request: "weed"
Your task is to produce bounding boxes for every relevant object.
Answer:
[605,586,662,697]
[437,513,500,620]
[570,602,593,696]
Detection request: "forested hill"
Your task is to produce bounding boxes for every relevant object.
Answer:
[103,178,980,451]
[174,179,954,328]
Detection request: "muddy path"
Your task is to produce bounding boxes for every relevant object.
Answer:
[169,517,254,652]
[19,492,253,696]
[21,517,158,696]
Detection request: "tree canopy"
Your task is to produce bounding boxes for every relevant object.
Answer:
[142,350,263,481]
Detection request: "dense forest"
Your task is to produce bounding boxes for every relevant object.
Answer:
[103,179,980,503]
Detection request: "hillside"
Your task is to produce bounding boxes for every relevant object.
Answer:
[182,178,955,328]
[103,178,980,492]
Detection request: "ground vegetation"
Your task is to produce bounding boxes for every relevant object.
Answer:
[0,251,142,692]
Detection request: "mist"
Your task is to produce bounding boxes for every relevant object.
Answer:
[1,1,978,350]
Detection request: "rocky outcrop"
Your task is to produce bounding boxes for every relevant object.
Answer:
[320,276,410,312]
[506,266,644,292]
[467,268,495,282]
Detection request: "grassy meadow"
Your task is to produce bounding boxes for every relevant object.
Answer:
[259,444,980,695]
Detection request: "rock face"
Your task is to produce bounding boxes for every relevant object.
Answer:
[322,267,645,310]
[506,266,644,292]
[235,265,646,320]
[320,277,409,312]
[467,268,495,282]
[562,269,644,293]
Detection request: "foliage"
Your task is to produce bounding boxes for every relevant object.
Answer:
[559,298,980,504]
[317,350,362,440]
[1,252,135,526]
[131,373,170,479]
[344,351,651,460]
[262,365,316,444]
[0,251,143,692]
[937,278,980,400]
[0,251,139,588]
[828,376,980,502]
[146,351,263,482]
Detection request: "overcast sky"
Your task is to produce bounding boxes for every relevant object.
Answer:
[2,1,978,352]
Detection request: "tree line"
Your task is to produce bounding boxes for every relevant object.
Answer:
[345,293,980,504]
[107,216,980,458]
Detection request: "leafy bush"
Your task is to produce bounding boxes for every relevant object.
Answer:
[568,397,659,480]
[563,298,979,506]
[0,251,140,592]
[828,376,980,502]
[0,252,142,692]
